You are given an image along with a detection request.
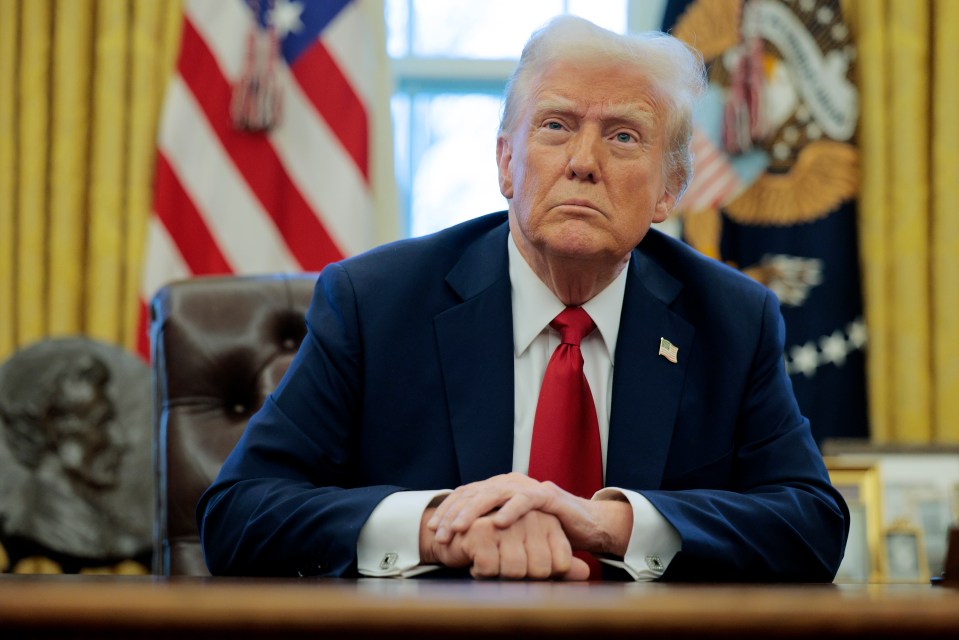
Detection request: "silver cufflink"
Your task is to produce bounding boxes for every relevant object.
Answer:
[379,552,398,570]
[645,555,664,571]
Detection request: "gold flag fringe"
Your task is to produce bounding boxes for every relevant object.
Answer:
[672,0,742,62]
[680,208,723,260]
[724,140,860,226]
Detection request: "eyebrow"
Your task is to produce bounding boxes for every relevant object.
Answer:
[532,98,658,129]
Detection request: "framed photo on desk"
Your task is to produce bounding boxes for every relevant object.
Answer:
[825,458,885,583]
[884,520,929,583]
[822,443,959,580]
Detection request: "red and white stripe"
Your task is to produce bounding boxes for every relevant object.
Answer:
[676,128,744,214]
[138,0,379,356]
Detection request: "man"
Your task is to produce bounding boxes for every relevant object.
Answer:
[198,16,848,582]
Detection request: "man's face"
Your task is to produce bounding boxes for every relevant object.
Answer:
[498,59,676,267]
[51,357,124,489]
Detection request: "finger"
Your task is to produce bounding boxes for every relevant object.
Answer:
[491,491,544,529]
[432,474,543,542]
[430,488,486,542]
[497,527,528,580]
[561,556,591,581]
[449,492,508,531]
[454,476,552,533]
[431,536,470,569]
[436,489,515,542]
[535,512,589,581]
[524,518,553,580]
[434,500,494,544]
[468,537,501,580]
[457,516,502,579]
[427,487,468,530]
[546,517,574,576]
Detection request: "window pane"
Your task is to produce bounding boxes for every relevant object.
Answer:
[410,0,563,58]
[392,0,635,59]
[390,93,411,189]
[409,94,505,237]
[386,0,410,57]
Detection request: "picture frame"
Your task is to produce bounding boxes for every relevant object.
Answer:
[824,457,884,583]
[883,520,929,583]
[822,443,959,579]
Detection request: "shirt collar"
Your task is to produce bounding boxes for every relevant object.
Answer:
[508,233,629,363]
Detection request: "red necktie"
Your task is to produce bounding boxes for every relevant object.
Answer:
[528,306,603,578]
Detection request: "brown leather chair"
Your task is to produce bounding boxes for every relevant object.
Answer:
[150,273,317,576]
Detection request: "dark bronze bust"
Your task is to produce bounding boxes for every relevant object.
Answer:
[0,338,151,573]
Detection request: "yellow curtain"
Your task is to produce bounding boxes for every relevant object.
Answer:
[0,0,19,357]
[0,0,182,362]
[850,0,959,443]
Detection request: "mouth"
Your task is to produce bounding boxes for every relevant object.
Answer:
[554,200,606,220]
[556,199,603,213]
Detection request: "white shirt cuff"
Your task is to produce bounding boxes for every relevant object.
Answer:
[356,489,451,577]
[593,487,681,581]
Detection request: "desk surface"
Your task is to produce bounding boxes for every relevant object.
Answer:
[1,576,958,639]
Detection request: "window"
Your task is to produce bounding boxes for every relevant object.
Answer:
[387,0,667,237]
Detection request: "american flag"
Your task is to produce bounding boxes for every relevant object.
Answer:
[138,0,381,356]
[658,337,679,364]
[675,127,744,214]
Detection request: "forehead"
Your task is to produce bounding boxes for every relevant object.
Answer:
[527,59,663,120]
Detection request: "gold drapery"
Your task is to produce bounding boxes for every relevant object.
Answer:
[849,0,959,443]
[0,0,183,361]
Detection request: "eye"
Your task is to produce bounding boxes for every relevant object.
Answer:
[615,131,636,143]
[545,121,564,131]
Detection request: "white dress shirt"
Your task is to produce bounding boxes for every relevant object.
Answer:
[356,233,681,580]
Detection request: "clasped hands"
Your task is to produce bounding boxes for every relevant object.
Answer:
[418,472,632,580]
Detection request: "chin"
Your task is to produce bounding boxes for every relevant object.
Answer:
[543,236,611,261]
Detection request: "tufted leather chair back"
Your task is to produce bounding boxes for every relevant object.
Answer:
[150,273,317,576]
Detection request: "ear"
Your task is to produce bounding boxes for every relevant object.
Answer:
[496,135,514,199]
[652,186,678,224]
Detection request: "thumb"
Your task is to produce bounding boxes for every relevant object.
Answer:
[560,556,591,581]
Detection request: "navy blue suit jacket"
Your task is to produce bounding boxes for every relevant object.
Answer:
[198,212,848,581]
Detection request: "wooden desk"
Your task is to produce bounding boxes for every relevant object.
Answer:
[1,576,957,639]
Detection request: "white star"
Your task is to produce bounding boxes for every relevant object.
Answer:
[831,23,849,42]
[820,330,849,367]
[847,318,868,350]
[269,0,304,39]
[790,342,820,378]
[773,142,792,161]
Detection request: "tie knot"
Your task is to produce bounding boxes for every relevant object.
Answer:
[550,307,595,346]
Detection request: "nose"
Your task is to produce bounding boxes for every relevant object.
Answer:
[566,126,602,182]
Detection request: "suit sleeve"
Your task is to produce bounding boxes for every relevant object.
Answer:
[196,263,405,577]
[641,290,850,582]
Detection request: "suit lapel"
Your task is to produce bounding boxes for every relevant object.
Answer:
[606,245,694,490]
[434,222,515,483]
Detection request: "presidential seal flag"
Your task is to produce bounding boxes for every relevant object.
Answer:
[663,0,869,444]
[137,0,388,357]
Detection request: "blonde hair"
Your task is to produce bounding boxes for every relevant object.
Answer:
[500,15,706,201]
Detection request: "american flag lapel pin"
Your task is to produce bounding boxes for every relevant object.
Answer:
[658,337,679,364]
